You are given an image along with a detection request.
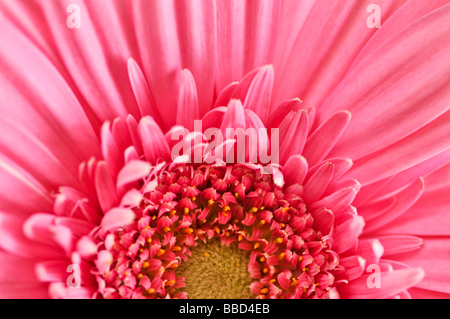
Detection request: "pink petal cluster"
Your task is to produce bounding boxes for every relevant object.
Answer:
[0,0,449,299]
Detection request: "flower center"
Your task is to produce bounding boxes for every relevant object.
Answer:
[176,239,254,299]
[93,163,340,299]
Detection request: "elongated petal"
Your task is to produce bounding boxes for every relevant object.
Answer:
[177,69,199,130]
[283,155,308,186]
[101,208,135,233]
[302,111,351,166]
[339,267,425,299]
[138,116,171,164]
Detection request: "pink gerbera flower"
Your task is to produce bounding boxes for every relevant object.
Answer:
[0,0,449,299]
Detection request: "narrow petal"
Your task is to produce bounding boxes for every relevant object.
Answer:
[176,69,199,130]
[332,214,365,254]
[95,161,119,213]
[339,268,425,299]
[243,65,274,124]
[101,208,136,234]
[362,178,424,235]
[303,162,335,203]
[345,111,450,186]
[138,116,171,164]
[278,110,309,164]
[117,160,152,189]
[324,6,450,162]
[302,111,352,166]
[283,155,308,186]
[376,236,423,257]
[128,58,164,127]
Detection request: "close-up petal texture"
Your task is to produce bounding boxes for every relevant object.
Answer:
[0,0,449,299]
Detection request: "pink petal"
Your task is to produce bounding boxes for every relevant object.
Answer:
[176,69,199,130]
[215,0,279,91]
[324,6,450,162]
[132,0,181,128]
[117,160,152,188]
[0,212,64,259]
[101,208,136,234]
[310,180,360,214]
[273,0,404,109]
[35,260,69,282]
[339,256,366,282]
[362,178,424,235]
[128,58,164,128]
[95,161,119,213]
[278,109,309,164]
[282,155,308,186]
[303,162,334,203]
[268,98,303,129]
[0,252,39,283]
[302,111,352,166]
[173,0,216,117]
[339,267,425,299]
[376,235,423,257]
[243,65,274,124]
[345,111,450,186]
[0,156,53,215]
[332,214,364,254]
[214,82,239,108]
[138,116,171,164]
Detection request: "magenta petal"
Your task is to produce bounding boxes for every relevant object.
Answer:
[177,69,199,131]
[390,238,450,294]
[278,109,309,164]
[339,256,366,282]
[362,178,424,235]
[243,65,274,124]
[332,214,364,254]
[303,162,334,203]
[101,208,136,234]
[339,268,425,299]
[376,235,423,257]
[95,162,119,213]
[283,155,308,186]
[138,116,171,164]
[117,160,152,188]
[302,111,352,166]
[128,58,164,128]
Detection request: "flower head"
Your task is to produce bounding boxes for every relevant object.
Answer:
[0,0,450,299]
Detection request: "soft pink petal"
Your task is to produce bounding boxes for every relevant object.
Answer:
[282,155,308,186]
[302,111,352,166]
[376,235,423,257]
[138,116,171,164]
[243,65,274,124]
[176,69,200,130]
[278,110,309,164]
[127,58,164,127]
[273,0,405,109]
[339,267,425,299]
[344,111,450,186]
[323,5,450,162]
[362,178,424,235]
[386,238,450,294]
[117,160,152,189]
[95,161,119,213]
[215,0,280,92]
[0,213,64,259]
[173,0,216,117]
[0,156,53,215]
[101,208,136,234]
